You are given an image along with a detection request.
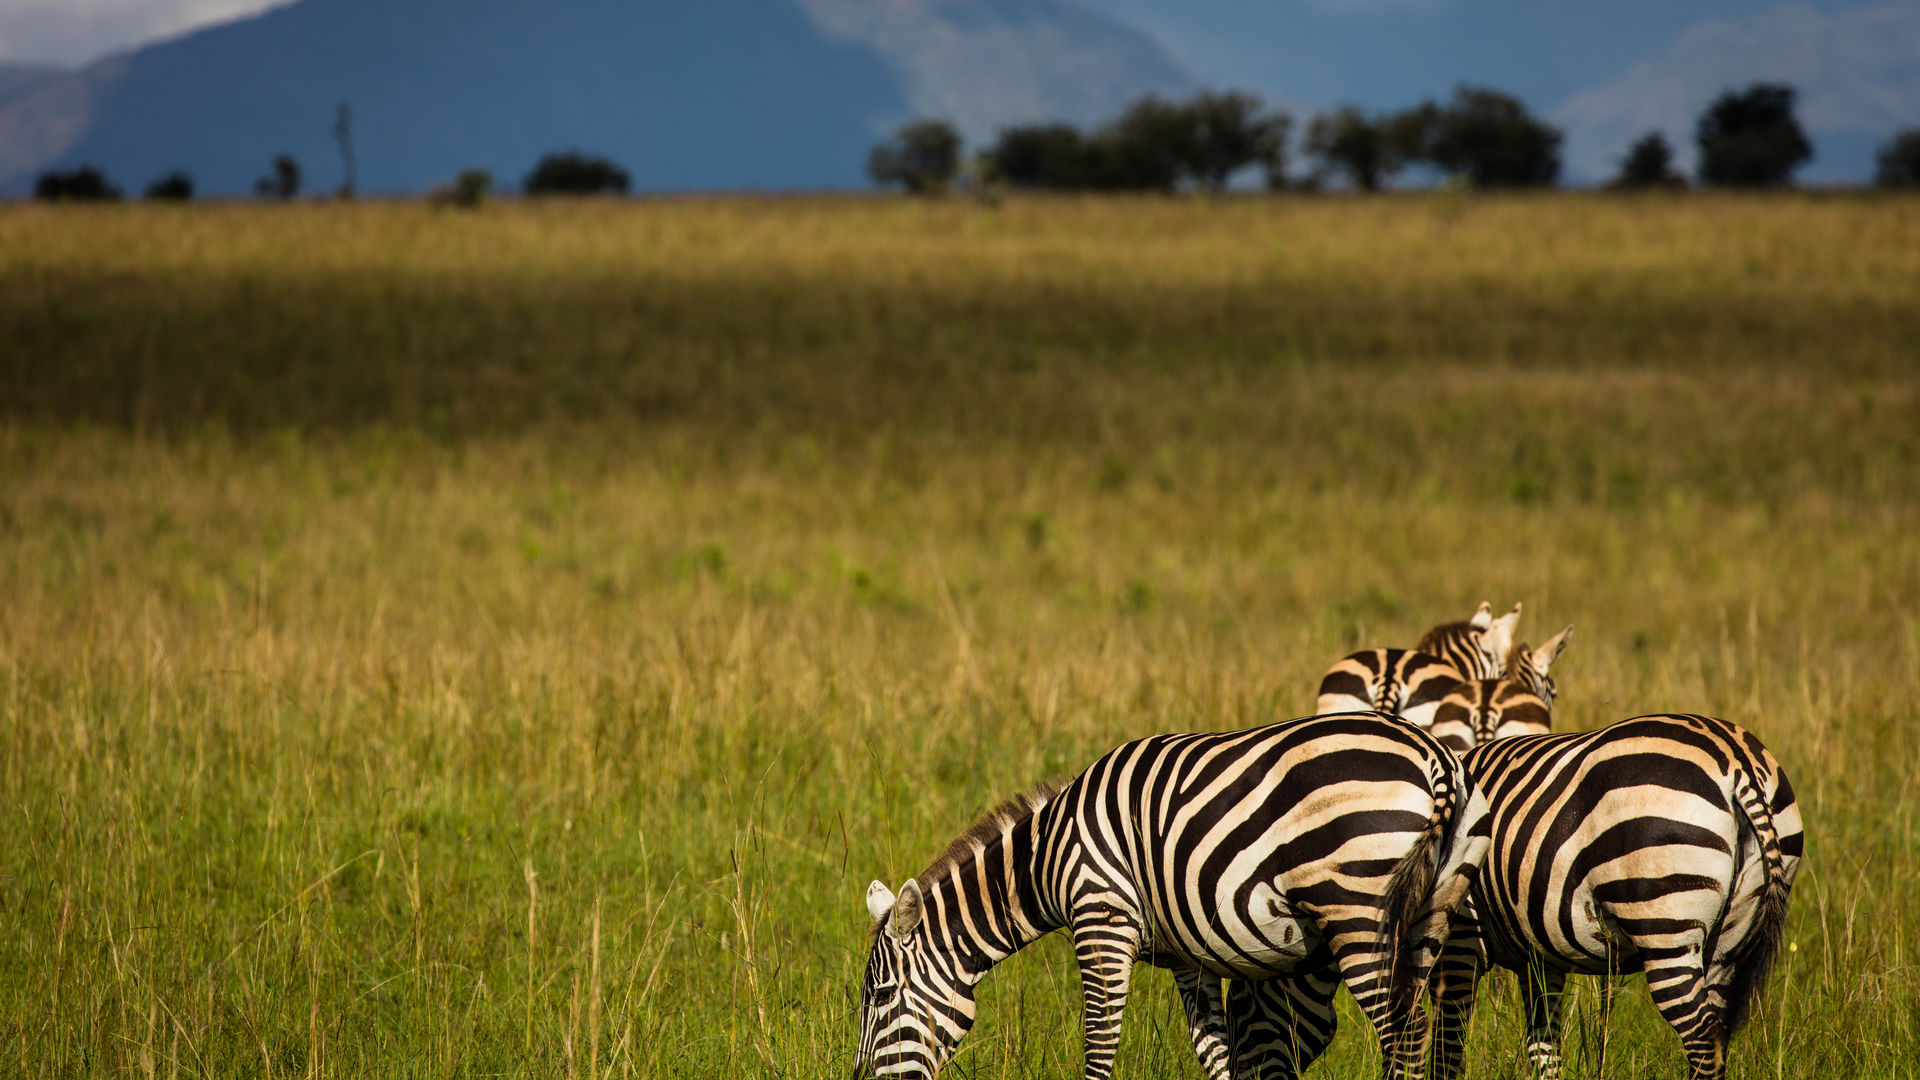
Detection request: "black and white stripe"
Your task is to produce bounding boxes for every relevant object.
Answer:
[1317,602,1522,727]
[1429,713,1803,1080]
[1426,628,1571,753]
[854,713,1492,1080]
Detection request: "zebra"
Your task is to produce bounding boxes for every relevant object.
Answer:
[1424,711,1803,1080]
[1425,627,1572,753]
[854,712,1492,1080]
[1316,601,1523,727]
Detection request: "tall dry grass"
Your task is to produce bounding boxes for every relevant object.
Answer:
[0,194,1915,1077]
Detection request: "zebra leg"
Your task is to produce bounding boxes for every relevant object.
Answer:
[1225,968,1340,1079]
[1072,916,1142,1080]
[1519,964,1568,1080]
[1427,945,1484,1080]
[1324,929,1422,1078]
[1648,961,1729,1080]
[1173,967,1233,1080]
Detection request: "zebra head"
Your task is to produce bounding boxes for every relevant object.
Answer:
[1430,625,1572,750]
[854,879,976,1078]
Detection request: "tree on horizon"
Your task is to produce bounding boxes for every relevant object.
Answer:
[1696,83,1812,187]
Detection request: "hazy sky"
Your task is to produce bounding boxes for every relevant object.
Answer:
[0,0,283,65]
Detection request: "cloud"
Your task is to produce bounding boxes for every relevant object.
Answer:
[1554,1,1920,180]
[0,0,282,66]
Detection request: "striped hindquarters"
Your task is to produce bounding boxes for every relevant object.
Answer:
[1316,648,1465,728]
[1463,714,1803,1009]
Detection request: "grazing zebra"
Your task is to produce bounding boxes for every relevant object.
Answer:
[854,713,1492,1080]
[1316,602,1523,727]
[1426,627,1572,753]
[1427,713,1802,1080]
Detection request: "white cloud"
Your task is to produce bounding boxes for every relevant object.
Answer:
[1554,1,1920,180]
[0,0,282,66]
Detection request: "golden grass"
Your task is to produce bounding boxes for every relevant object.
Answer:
[0,193,1916,1077]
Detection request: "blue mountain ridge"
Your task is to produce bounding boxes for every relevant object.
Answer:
[1,0,1190,195]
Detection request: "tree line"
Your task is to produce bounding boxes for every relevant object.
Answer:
[23,83,1920,203]
[29,150,631,205]
[871,82,1920,195]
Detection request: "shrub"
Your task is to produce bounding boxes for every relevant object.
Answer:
[524,152,630,196]
[34,166,122,202]
[866,120,963,195]
[429,168,494,208]
[254,155,301,200]
[1610,132,1686,190]
[144,171,195,201]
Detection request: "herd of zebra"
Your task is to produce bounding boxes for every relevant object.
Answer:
[854,602,1804,1079]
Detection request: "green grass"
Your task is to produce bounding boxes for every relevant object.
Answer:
[1,194,1916,1077]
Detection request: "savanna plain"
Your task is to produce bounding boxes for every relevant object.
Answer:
[0,194,1916,1078]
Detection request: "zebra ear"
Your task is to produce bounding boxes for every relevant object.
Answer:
[1484,602,1522,661]
[888,879,924,943]
[867,880,896,922]
[1532,625,1573,674]
[1469,601,1494,629]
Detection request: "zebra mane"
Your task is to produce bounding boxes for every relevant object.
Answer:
[916,781,1060,890]
[1414,618,1479,654]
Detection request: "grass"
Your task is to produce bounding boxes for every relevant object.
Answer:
[0,193,1916,1077]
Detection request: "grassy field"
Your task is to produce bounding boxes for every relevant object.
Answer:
[1,194,1916,1078]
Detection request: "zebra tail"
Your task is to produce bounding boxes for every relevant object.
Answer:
[1380,765,1452,1018]
[1723,769,1791,1035]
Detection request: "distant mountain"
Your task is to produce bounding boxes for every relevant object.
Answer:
[0,0,1191,195]
[0,61,63,103]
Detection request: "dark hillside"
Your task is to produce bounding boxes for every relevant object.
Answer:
[0,0,1191,195]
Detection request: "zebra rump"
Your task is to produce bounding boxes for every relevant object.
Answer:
[1431,713,1803,1080]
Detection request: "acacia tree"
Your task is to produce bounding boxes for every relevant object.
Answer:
[144,171,195,201]
[1611,132,1686,189]
[1183,91,1291,192]
[524,152,630,196]
[867,120,962,195]
[988,124,1092,190]
[1090,96,1192,192]
[1303,106,1405,191]
[1303,107,1385,191]
[1873,128,1920,187]
[1422,85,1561,188]
[1696,83,1812,187]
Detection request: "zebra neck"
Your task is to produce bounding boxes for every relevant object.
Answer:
[921,803,1068,982]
